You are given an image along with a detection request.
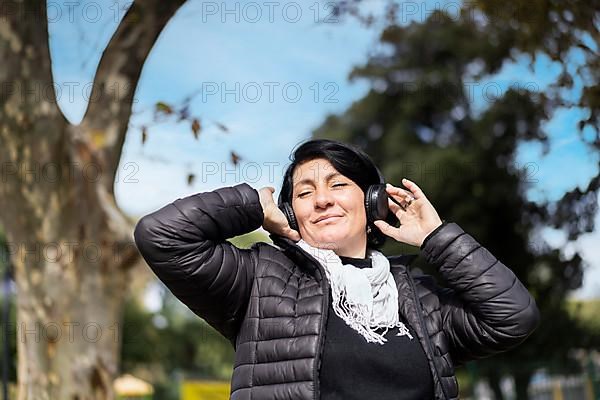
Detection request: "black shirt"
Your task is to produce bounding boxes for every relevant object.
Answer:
[319,255,435,400]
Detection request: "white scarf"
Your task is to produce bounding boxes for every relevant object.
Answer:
[296,239,413,344]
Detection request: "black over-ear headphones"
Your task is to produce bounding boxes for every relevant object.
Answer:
[277,159,402,234]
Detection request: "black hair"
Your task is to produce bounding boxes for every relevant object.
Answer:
[278,139,392,250]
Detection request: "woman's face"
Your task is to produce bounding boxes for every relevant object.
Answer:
[291,158,368,258]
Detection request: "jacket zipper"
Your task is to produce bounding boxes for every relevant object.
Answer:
[287,243,329,400]
[313,265,329,400]
[404,269,450,400]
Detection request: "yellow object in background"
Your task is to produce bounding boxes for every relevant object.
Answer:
[114,374,154,399]
[181,380,230,400]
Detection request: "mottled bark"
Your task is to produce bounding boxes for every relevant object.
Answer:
[0,0,186,398]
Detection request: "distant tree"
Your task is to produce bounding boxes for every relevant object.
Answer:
[317,4,600,399]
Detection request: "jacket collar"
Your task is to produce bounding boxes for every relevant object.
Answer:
[268,234,418,277]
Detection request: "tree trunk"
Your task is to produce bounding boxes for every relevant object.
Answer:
[1,120,139,399]
[0,1,186,398]
[11,227,133,399]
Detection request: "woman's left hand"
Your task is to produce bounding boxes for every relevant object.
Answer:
[373,178,443,248]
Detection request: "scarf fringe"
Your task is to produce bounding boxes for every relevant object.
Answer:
[333,286,413,344]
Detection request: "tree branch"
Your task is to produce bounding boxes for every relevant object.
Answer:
[80,0,188,193]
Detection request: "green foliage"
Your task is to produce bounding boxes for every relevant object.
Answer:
[120,293,235,380]
[471,0,600,136]
[320,2,600,398]
[0,226,17,383]
[0,299,17,383]
[228,230,271,249]
[119,231,269,398]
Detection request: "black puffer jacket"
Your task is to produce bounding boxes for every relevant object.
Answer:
[133,182,540,400]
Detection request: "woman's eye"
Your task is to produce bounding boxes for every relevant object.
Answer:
[298,183,345,197]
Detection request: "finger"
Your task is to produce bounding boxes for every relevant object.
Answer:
[385,183,413,198]
[385,184,416,205]
[373,220,397,239]
[388,197,405,213]
[285,228,301,241]
[401,178,425,199]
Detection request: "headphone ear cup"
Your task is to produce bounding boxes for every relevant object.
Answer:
[365,184,389,224]
[279,202,299,232]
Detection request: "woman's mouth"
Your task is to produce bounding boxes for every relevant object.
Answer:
[315,216,342,224]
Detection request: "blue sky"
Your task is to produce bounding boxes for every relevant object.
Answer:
[47,0,599,299]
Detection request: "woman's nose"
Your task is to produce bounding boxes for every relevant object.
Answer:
[314,188,334,208]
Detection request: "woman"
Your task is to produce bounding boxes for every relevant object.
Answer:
[133,139,540,400]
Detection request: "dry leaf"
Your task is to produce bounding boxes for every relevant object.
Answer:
[155,102,173,115]
[191,119,201,139]
[230,151,241,165]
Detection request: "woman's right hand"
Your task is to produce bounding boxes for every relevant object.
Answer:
[258,186,301,241]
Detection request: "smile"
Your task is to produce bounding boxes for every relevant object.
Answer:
[314,216,342,224]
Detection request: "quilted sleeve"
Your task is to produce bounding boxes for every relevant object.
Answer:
[420,222,540,365]
[133,182,264,344]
